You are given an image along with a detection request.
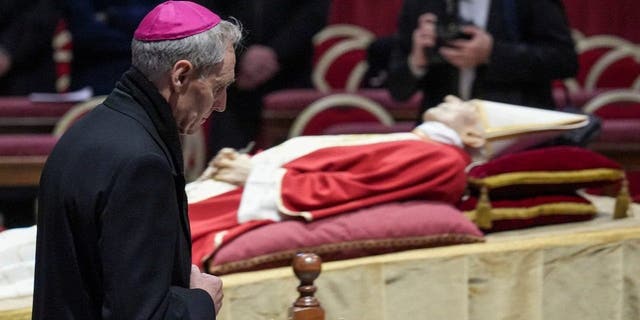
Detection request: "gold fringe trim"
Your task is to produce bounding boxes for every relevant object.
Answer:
[614,176,630,219]
[208,234,484,275]
[468,168,624,189]
[464,202,597,223]
[475,186,493,229]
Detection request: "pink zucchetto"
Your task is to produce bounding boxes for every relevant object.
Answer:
[134,1,222,41]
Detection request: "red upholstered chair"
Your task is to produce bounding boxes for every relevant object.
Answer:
[582,89,640,169]
[0,134,58,187]
[583,46,640,92]
[558,33,640,103]
[0,96,106,188]
[259,2,420,148]
[287,94,394,138]
[0,97,76,134]
[260,89,421,148]
[311,24,374,93]
[0,95,208,187]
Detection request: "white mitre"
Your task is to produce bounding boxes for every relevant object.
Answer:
[470,99,590,160]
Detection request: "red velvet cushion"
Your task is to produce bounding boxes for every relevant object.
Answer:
[469,146,620,177]
[207,200,483,275]
[467,146,624,197]
[457,193,596,232]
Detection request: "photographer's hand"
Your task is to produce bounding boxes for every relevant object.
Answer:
[409,13,438,69]
[439,25,493,69]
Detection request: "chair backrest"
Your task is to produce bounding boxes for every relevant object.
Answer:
[562,33,640,94]
[288,94,394,138]
[582,89,640,119]
[311,24,375,93]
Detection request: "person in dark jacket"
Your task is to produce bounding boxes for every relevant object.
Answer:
[387,0,578,121]
[32,2,241,319]
[202,0,331,156]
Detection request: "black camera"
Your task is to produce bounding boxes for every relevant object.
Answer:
[425,0,474,65]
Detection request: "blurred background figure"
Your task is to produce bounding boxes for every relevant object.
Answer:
[61,0,161,95]
[202,0,331,157]
[387,0,578,122]
[0,0,61,95]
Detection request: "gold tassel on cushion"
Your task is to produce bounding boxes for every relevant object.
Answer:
[475,186,493,229]
[614,176,630,219]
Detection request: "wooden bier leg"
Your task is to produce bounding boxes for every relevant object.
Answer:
[289,253,325,320]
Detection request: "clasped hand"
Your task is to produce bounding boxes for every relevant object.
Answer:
[197,148,252,185]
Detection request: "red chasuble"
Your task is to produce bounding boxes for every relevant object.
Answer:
[278,139,469,219]
[189,137,470,267]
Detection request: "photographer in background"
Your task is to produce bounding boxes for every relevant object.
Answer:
[387,0,578,121]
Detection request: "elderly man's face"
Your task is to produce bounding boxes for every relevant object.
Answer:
[423,97,481,135]
[175,43,236,135]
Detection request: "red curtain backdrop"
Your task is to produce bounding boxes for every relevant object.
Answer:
[328,0,640,42]
[563,0,640,43]
[328,0,403,36]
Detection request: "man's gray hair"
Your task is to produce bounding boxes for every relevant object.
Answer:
[131,19,242,82]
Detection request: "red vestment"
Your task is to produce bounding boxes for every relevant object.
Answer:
[189,136,470,266]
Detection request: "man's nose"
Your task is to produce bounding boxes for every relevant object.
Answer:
[213,91,228,112]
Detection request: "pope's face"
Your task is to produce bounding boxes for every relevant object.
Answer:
[174,43,236,135]
[422,99,481,135]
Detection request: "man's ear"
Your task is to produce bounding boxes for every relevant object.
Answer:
[170,60,194,91]
[461,128,486,148]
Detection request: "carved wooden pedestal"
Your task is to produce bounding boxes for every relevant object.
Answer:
[289,253,325,320]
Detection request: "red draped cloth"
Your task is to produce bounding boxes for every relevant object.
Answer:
[280,140,469,219]
[189,139,469,267]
